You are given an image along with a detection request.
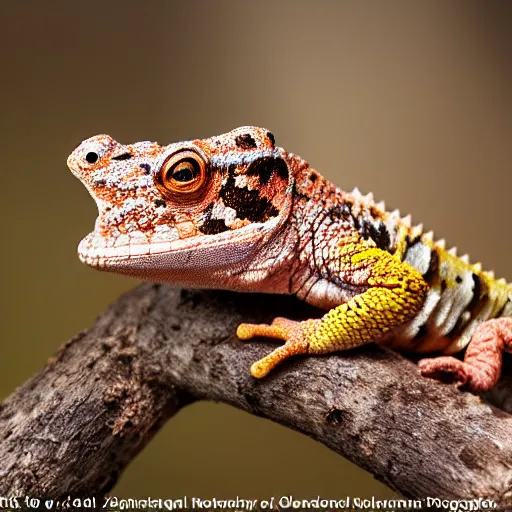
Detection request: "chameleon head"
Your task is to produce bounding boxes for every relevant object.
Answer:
[67,127,294,289]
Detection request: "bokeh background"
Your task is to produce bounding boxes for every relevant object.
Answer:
[1,0,511,500]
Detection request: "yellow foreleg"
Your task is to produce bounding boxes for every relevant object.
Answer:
[238,241,429,378]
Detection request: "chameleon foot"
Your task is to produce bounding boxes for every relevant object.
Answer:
[419,317,512,392]
[237,318,318,378]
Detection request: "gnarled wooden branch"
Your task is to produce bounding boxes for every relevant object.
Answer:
[1,284,511,505]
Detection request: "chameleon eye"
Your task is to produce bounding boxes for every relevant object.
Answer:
[157,150,208,196]
[170,161,198,183]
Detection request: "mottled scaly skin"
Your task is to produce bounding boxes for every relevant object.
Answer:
[68,126,512,392]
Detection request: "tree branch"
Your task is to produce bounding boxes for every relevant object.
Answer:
[1,284,512,505]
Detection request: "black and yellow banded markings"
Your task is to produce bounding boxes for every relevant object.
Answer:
[388,228,511,354]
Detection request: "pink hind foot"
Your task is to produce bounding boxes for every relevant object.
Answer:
[418,317,512,392]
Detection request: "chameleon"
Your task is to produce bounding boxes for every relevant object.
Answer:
[68,126,512,392]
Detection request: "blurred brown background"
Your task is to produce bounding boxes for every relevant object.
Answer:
[1,0,510,500]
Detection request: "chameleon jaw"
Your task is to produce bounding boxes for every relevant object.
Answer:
[77,214,283,272]
[78,233,177,269]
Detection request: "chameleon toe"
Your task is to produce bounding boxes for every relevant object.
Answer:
[250,360,272,379]
[236,322,287,341]
[250,337,310,378]
[236,324,257,340]
[418,357,469,387]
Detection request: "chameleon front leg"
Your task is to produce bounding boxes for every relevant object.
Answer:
[238,241,429,378]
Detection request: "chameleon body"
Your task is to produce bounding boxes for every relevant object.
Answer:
[68,127,512,392]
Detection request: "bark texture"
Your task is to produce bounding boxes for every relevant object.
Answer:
[1,284,512,505]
